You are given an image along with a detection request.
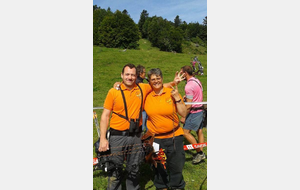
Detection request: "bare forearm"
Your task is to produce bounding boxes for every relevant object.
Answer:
[185,104,191,117]
[100,109,110,140]
[100,119,108,140]
[163,81,177,88]
[176,101,187,117]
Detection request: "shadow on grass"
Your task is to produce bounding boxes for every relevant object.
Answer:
[139,162,155,190]
[117,162,154,190]
[199,175,207,190]
[93,169,107,178]
[94,162,155,190]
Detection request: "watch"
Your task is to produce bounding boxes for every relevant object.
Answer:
[175,99,181,103]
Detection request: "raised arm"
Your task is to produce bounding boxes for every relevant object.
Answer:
[163,71,186,88]
[113,70,185,90]
[171,85,186,117]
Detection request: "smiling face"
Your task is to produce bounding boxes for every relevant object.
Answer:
[121,66,137,89]
[149,74,163,91]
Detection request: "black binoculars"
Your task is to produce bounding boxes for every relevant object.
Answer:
[129,118,140,133]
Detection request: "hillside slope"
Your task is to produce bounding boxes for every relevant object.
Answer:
[93,38,207,107]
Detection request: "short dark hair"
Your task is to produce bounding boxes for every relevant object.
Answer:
[136,65,145,76]
[181,65,193,76]
[147,68,163,79]
[122,63,136,74]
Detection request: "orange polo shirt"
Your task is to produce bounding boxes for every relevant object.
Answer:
[144,87,184,139]
[103,83,152,131]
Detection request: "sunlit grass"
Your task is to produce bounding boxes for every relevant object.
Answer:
[93,39,207,189]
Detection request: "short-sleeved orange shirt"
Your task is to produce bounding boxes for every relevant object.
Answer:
[104,83,152,131]
[144,87,184,139]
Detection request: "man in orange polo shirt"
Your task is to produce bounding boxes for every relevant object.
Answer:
[98,64,185,190]
[144,68,187,190]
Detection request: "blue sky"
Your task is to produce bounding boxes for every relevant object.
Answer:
[93,0,207,24]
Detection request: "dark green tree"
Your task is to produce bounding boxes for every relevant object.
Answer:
[107,7,112,13]
[147,16,162,47]
[179,21,189,40]
[174,15,182,28]
[187,22,200,39]
[169,28,183,52]
[138,10,149,38]
[198,24,207,43]
[203,16,207,26]
[93,7,109,45]
[186,21,207,44]
[147,17,183,52]
[98,10,140,49]
[93,5,99,11]
[122,9,129,16]
[141,16,153,39]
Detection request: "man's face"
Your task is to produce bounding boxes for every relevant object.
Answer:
[140,69,146,79]
[121,66,137,87]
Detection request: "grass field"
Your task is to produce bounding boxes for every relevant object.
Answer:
[93,39,207,190]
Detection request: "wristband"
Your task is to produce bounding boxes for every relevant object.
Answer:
[175,99,181,103]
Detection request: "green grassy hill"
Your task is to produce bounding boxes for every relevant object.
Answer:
[93,38,207,190]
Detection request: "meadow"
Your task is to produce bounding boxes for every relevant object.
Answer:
[93,39,207,190]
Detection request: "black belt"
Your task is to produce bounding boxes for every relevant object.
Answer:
[109,127,142,136]
[155,125,180,137]
[190,106,204,111]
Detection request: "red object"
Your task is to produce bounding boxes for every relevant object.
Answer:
[183,142,207,151]
[93,157,98,165]
[153,148,167,169]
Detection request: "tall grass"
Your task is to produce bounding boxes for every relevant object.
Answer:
[93,39,207,190]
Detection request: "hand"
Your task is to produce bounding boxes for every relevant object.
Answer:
[113,82,121,90]
[171,85,180,100]
[173,71,186,85]
[99,139,109,152]
[180,117,186,124]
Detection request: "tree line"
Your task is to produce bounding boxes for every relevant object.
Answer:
[93,5,207,53]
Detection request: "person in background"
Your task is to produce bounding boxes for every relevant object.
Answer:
[136,64,149,84]
[180,65,206,164]
[144,68,187,190]
[136,64,149,132]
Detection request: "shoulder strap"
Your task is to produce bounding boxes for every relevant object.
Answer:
[136,83,143,121]
[112,84,143,121]
[188,78,203,91]
[112,87,128,120]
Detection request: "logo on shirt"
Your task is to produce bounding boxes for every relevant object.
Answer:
[136,92,142,99]
[166,97,172,104]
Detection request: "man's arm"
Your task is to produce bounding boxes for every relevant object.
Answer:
[98,108,111,152]
[113,71,185,90]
